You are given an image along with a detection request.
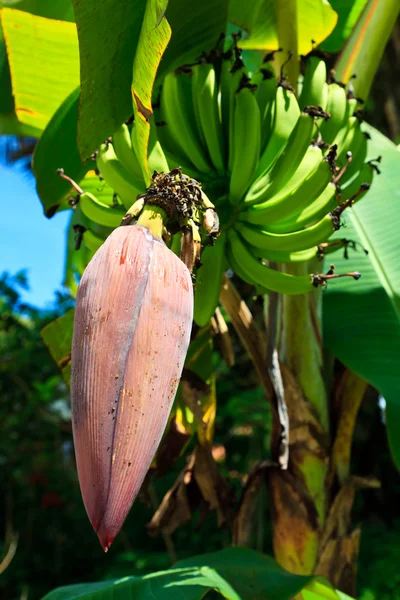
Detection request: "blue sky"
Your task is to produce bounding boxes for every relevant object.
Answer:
[1,161,71,308]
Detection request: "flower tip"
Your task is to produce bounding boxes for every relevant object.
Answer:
[97,530,114,553]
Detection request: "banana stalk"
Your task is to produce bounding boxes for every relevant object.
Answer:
[267,261,328,574]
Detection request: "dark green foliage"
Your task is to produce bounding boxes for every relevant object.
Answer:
[2,270,400,599]
[0,273,271,599]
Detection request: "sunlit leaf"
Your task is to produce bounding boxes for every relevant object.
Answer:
[229,0,337,55]
[301,577,344,598]
[323,125,400,468]
[131,0,171,184]
[0,8,79,131]
[41,548,313,600]
[321,0,368,52]
[0,0,74,131]
[0,112,41,136]
[175,547,312,599]
[334,0,400,99]
[297,0,338,55]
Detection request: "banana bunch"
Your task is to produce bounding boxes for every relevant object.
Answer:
[63,42,374,326]
[155,49,373,306]
[62,119,170,257]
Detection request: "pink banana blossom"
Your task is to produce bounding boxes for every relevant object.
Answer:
[71,225,193,551]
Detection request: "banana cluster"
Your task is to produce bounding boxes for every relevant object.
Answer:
[68,122,161,255]
[66,43,374,325]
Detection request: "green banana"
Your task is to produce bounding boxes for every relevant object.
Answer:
[330,98,359,149]
[192,62,226,175]
[347,97,359,118]
[299,57,329,110]
[244,112,314,206]
[96,143,143,209]
[339,161,374,200]
[268,182,337,234]
[218,53,234,159]
[155,117,204,179]
[176,68,207,150]
[194,232,227,326]
[241,145,331,225]
[227,230,315,294]
[236,211,341,252]
[113,123,144,181]
[161,71,211,173]
[320,83,347,144]
[249,244,319,263]
[81,170,118,208]
[147,118,170,173]
[228,65,247,172]
[253,67,277,151]
[336,116,363,163]
[161,147,204,181]
[80,44,372,300]
[82,228,107,253]
[340,131,368,187]
[79,192,126,228]
[254,84,301,178]
[229,85,261,204]
[271,160,371,237]
[226,235,260,287]
[156,108,199,174]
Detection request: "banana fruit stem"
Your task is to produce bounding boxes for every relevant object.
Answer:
[136,205,167,239]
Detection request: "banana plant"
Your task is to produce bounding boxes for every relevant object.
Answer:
[1,0,400,599]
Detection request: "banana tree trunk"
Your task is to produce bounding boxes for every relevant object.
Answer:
[266,262,364,597]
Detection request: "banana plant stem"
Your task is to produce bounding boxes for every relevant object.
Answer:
[266,260,329,575]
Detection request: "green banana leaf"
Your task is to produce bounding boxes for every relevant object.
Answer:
[0,0,74,133]
[323,124,400,468]
[71,0,147,161]
[0,0,74,21]
[71,0,229,164]
[334,0,400,99]
[0,27,13,117]
[0,7,79,132]
[321,0,368,52]
[131,0,171,184]
[300,578,353,599]
[39,547,355,600]
[32,87,93,217]
[228,0,337,55]
[40,548,312,600]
